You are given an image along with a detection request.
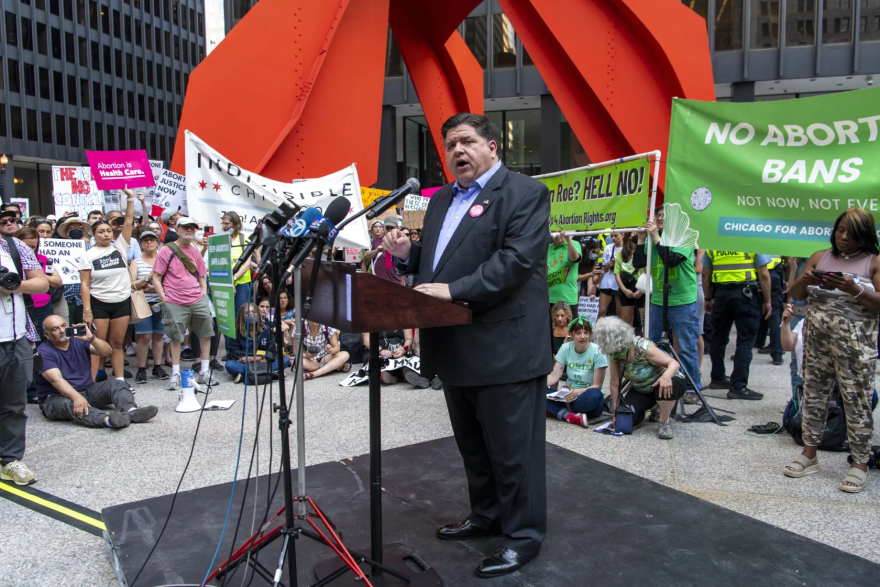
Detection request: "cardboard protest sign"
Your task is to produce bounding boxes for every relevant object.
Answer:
[52,166,102,218]
[185,131,370,249]
[39,238,86,284]
[104,160,164,216]
[577,296,600,326]
[361,187,391,209]
[10,198,29,219]
[152,169,188,217]
[86,150,156,190]
[665,87,880,256]
[402,210,427,230]
[404,194,430,210]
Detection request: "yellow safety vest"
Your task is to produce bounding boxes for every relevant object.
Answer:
[708,251,757,283]
[765,256,782,270]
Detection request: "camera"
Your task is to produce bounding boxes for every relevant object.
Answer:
[0,267,21,290]
[65,325,87,337]
[113,217,125,226]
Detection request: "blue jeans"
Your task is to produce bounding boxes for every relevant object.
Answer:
[648,302,700,387]
[134,307,165,334]
[225,356,290,377]
[227,282,253,353]
[546,387,604,420]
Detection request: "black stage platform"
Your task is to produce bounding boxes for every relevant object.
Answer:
[103,437,879,586]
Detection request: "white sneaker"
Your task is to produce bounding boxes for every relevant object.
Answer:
[125,345,136,356]
[1,460,36,485]
[167,374,181,390]
[197,371,217,386]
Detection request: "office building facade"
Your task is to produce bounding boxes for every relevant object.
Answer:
[0,0,206,215]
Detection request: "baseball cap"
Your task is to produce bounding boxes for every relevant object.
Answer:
[160,207,180,224]
[383,216,400,229]
[176,217,198,228]
[47,214,57,221]
[138,230,159,242]
[0,209,17,220]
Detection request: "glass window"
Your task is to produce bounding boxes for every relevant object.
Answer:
[41,111,53,143]
[174,35,180,59]
[175,71,181,94]
[104,84,112,113]
[82,119,91,149]
[80,78,89,107]
[191,43,195,64]
[172,0,178,24]
[181,5,187,29]
[101,4,110,34]
[462,15,488,68]
[50,0,60,15]
[115,48,123,77]
[125,14,132,43]
[155,26,162,51]
[0,105,6,137]
[23,63,36,96]
[166,102,173,125]
[404,116,446,189]
[103,45,111,72]
[52,28,63,60]
[77,0,86,25]
[146,24,152,50]
[67,74,77,105]
[135,21,142,45]
[127,91,134,117]
[496,109,541,175]
[5,12,18,47]
[112,9,121,38]
[751,0,781,48]
[166,65,172,89]
[69,117,79,147]
[11,106,23,139]
[137,56,143,83]
[78,37,88,67]
[787,0,816,45]
[91,40,100,71]
[117,126,125,149]
[199,12,204,36]
[53,70,63,102]
[64,0,74,20]
[199,44,204,61]
[149,133,156,157]
[90,1,98,29]
[823,0,854,43]
[492,14,517,68]
[27,109,39,142]
[95,122,103,150]
[21,17,34,51]
[126,52,133,80]
[106,123,115,150]
[116,87,123,115]
[139,130,146,149]
[522,44,534,67]
[146,60,153,85]
[92,81,101,109]
[863,0,880,42]
[165,31,171,57]
[56,114,66,145]
[65,32,76,63]
[685,0,711,32]
[8,59,20,93]
[385,28,403,77]
[190,8,195,33]
[39,67,50,99]
[157,98,164,124]
[233,0,252,20]
[148,96,155,122]
[37,23,48,55]
[129,128,135,149]
[182,39,188,64]
[160,135,167,160]
[156,64,163,89]
[716,0,744,50]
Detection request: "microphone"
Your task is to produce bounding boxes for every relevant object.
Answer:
[284,197,351,278]
[231,202,299,275]
[365,178,420,220]
[252,207,323,281]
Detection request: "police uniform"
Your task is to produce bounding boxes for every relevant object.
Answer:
[703,251,772,400]
[754,256,785,363]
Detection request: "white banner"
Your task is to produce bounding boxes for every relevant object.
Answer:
[184,131,370,249]
[577,296,600,326]
[52,166,102,219]
[104,160,164,216]
[153,169,188,216]
[39,238,86,284]
[403,194,430,210]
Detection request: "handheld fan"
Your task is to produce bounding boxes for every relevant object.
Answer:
[659,203,700,250]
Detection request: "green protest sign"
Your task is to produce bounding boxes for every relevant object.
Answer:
[536,157,651,231]
[665,87,880,257]
[207,234,236,337]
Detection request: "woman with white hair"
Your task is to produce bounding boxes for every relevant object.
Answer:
[591,316,686,439]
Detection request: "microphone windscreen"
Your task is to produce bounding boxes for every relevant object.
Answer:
[300,207,322,227]
[324,197,351,226]
[406,177,420,193]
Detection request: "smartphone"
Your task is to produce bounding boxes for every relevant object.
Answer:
[113,216,125,226]
[65,325,86,337]
[205,225,214,236]
[792,305,807,317]
[812,270,842,290]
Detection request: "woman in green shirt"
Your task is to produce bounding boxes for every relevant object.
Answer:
[592,316,686,440]
[546,317,608,427]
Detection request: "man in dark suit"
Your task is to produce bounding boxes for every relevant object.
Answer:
[383,113,552,578]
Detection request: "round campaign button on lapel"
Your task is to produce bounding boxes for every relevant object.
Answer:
[469,204,484,218]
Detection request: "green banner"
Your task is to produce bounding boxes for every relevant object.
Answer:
[208,234,236,337]
[665,87,880,257]
[538,158,651,231]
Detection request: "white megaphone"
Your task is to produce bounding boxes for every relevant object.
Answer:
[175,369,202,413]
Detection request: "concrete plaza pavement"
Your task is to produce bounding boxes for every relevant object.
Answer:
[1,345,879,586]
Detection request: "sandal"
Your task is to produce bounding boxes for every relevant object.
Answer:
[303,372,315,381]
[784,454,819,478]
[839,466,868,493]
[338,362,352,373]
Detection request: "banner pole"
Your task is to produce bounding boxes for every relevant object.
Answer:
[643,150,662,338]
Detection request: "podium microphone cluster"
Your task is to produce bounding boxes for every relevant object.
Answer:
[282,197,351,282]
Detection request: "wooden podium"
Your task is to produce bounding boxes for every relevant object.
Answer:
[304,260,471,585]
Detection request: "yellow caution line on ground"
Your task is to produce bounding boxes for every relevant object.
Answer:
[0,481,106,531]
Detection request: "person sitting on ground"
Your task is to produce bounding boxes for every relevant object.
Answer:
[36,315,158,428]
[592,316,686,440]
[550,301,572,356]
[546,316,607,427]
[225,303,290,384]
[361,329,430,387]
[302,320,351,380]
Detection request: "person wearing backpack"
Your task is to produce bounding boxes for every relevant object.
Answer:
[151,217,216,390]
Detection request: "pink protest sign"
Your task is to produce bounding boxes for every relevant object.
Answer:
[85,150,156,190]
[421,187,441,198]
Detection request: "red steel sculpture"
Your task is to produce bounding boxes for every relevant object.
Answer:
[171,0,713,191]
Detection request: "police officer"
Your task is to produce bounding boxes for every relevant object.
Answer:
[755,255,785,365]
[702,251,773,400]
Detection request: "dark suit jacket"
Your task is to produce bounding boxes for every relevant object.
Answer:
[398,164,552,387]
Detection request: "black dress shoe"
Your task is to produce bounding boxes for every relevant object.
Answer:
[772,357,784,366]
[709,377,732,390]
[436,519,489,541]
[727,387,764,400]
[757,347,773,355]
[475,547,534,578]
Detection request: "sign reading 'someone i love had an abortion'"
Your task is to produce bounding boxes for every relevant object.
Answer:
[86,150,157,190]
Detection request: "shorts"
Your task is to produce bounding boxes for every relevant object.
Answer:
[90,296,131,320]
[134,307,165,335]
[616,290,645,308]
[599,288,618,297]
[162,295,215,342]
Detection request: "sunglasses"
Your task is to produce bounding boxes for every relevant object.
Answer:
[411,230,420,234]
[0,218,17,225]
[402,231,411,237]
